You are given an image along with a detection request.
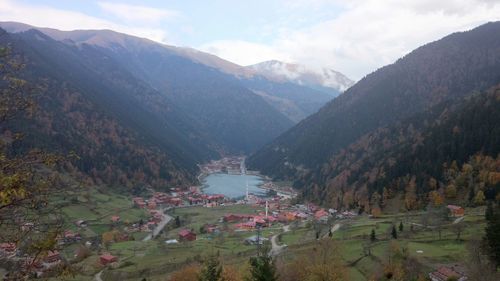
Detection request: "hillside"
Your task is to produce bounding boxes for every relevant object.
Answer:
[0,22,346,150]
[248,22,500,207]
[248,22,500,182]
[0,28,220,189]
[298,87,500,210]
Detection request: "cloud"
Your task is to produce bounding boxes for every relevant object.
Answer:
[0,0,173,43]
[200,0,500,80]
[199,40,290,66]
[97,1,180,23]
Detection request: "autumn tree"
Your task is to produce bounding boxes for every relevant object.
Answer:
[169,264,201,281]
[474,190,486,206]
[301,238,348,281]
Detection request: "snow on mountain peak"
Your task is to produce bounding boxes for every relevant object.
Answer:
[247,60,354,93]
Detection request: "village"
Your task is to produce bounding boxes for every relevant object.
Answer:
[0,155,473,281]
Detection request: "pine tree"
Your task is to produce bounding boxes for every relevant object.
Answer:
[247,255,278,281]
[198,253,222,281]
[399,221,404,232]
[391,225,398,239]
[370,229,376,242]
[484,203,500,267]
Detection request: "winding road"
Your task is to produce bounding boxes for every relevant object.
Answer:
[269,225,290,256]
[143,209,173,241]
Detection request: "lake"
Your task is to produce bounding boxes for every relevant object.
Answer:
[202,173,266,198]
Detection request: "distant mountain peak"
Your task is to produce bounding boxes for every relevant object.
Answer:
[247,60,354,93]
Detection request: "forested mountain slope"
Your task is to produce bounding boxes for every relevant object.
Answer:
[0,28,219,189]
[248,22,500,181]
[297,86,500,211]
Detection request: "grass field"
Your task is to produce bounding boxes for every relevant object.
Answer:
[48,193,487,281]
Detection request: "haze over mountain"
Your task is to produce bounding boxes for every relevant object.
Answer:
[247,60,354,96]
[248,21,500,208]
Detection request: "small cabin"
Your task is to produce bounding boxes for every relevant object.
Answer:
[178,229,196,241]
[447,205,465,217]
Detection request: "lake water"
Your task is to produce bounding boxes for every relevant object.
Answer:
[202,173,266,198]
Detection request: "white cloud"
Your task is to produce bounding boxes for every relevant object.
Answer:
[0,0,173,44]
[200,0,500,80]
[97,1,180,24]
[199,40,290,66]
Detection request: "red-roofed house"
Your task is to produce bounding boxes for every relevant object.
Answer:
[429,266,467,281]
[111,216,121,223]
[447,205,465,217]
[100,253,118,265]
[315,209,329,220]
[178,229,196,241]
[0,242,16,256]
[44,251,61,264]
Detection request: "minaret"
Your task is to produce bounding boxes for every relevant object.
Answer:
[246,181,249,202]
[265,200,268,218]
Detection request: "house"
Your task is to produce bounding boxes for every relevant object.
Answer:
[429,266,467,281]
[0,242,17,256]
[111,215,121,223]
[165,239,179,244]
[63,230,81,243]
[235,221,256,230]
[133,197,146,208]
[447,205,465,217]
[315,209,329,221]
[244,235,268,245]
[100,253,118,265]
[44,251,61,264]
[75,220,87,228]
[178,229,196,241]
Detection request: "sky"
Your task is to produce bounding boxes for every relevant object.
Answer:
[1,0,499,80]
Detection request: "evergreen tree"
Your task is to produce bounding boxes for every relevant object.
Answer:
[175,216,181,227]
[247,255,278,281]
[399,221,404,232]
[198,253,222,281]
[484,203,500,267]
[485,202,494,221]
[391,225,398,239]
[370,229,376,242]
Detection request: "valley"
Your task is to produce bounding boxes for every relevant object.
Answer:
[1,4,500,281]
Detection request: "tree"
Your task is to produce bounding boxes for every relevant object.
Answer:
[302,239,348,281]
[399,221,404,232]
[391,225,398,239]
[0,45,66,278]
[175,215,181,227]
[170,264,201,281]
[484,203,500,267]
[247,255,278,281]
[452,222,465,241]
[370,229,376,242]
[198,253,223,281]
[474,190,486,206]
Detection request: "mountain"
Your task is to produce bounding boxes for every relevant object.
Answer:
[1,22,352,123]
[247,60,354,96]
[248,22,500,208]
[0,21,294,154]
[0,28,222,189]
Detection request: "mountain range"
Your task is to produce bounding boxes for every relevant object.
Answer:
[0,21,353,189]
